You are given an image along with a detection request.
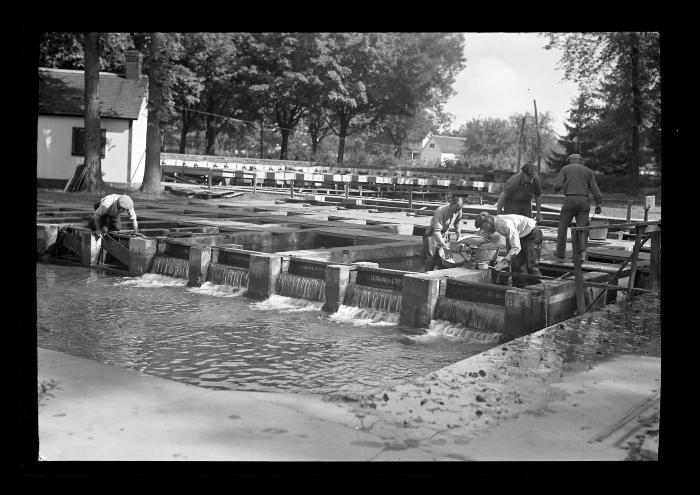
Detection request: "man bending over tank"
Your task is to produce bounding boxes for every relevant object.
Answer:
[88,194,139,235]
[474,211,543,288]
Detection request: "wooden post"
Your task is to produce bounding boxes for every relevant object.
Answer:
[628,225,646,298]
[344,183,349,199]
[359,184,362,197]
[572,229,586,315]
[290,180,294,198]
[516,116,526,172]
[626,200,633,222]
[207,169,212,189]
[649,228,661,291]
[409,187,413,209]
[533,100,541,174]
[253,172,257,196]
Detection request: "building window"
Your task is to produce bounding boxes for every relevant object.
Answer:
[429,143,435,148]
[72,128,106,158]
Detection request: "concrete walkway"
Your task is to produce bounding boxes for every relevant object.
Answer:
[38,294,661,462]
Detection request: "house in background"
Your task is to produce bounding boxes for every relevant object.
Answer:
[37,50,148,189]
[420,132,466,167]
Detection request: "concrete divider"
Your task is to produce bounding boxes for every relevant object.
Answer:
[399,274,442,328]
[187,245,212,287]
[247,253,282,300]
[128,237,158,276]
[37,224,59,257]
[323,265,354,313]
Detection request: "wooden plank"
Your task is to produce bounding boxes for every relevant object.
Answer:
[627,226,646,298]
[571,220,660,231]
[572,230,586,315]
[581,281,651,293]
[650,230,661,291]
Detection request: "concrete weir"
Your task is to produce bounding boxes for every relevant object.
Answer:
[37,196,644,342]
[36,192,660,461]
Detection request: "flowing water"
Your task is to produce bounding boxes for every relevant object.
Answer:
[207,263,249,288]
[151,255,189,279]
[434,297,505,335]
[36,264,497,395]
[274,273,326,302]
[344,285,402,313]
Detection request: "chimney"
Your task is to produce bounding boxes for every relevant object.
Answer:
[124,50,142,80]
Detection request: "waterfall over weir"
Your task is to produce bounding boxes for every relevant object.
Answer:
[434,297,504,334]
[207,263,249,288]
[275,273,326,302]
[344,284,402,313]
[151,255,189,279]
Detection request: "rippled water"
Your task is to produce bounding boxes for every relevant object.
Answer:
[36,263,496,395]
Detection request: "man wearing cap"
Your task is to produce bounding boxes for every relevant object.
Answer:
[474,211,543,287]
[423,196,463,271]
[553,154,603,259]
[496,162,542,222]
[88,194,139,235]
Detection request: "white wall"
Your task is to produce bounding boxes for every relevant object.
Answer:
[127,93,148,186]
[37,115,132,183]
[420,137,443,166]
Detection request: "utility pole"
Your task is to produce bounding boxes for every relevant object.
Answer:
[533,100,542,174]
[259,119,264,159]
[516,116,526,172]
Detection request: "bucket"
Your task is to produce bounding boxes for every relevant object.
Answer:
[589,212,608,240]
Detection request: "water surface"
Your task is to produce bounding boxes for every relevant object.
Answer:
[37,263,496,395]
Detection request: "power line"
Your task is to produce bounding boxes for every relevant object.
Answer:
[172,105,421,152]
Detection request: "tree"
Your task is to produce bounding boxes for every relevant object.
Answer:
[312,32,465,163]
[542,32,661,190]
[39,32,134,72]
[81,32,104,192]
[139,33,166,194]
[547,87,600,171]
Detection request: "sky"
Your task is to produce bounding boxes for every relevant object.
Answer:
[443,33,580,136]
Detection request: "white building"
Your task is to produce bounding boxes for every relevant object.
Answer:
[420,132,466,167]
[37,50,148,189]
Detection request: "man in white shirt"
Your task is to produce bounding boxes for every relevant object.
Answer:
[88,194,139,235]
[474,211,543,287]
[422,196,463,271]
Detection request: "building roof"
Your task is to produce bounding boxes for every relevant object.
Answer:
[429,135,466,154]
[38,68,148,120]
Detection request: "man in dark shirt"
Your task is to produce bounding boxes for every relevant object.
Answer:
[496,162,542,221]
[553,154,604,259]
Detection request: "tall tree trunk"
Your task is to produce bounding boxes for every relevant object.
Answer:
[82,32,104,192]
[310,132,320,154]
[141,32,164,195]
[205,114,218,155]
[179,109,195,154]
[279,128,290,160]
[336,114,348,164]
[629,33,642,192]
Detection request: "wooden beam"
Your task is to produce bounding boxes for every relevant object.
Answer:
[627,225,646,298]
[572,220,660,232]
[572,230,586,315]
[650,229,661,291]
[581,281,652,293]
